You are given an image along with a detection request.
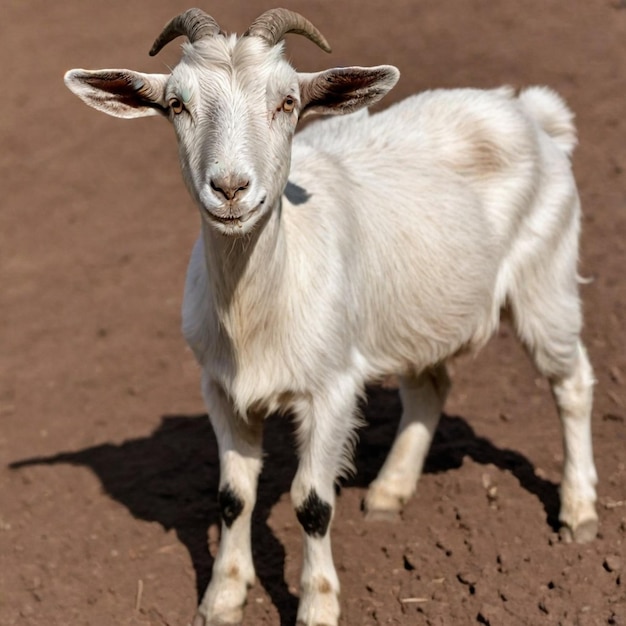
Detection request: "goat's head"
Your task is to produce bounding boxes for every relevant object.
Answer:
[65,8,399,236]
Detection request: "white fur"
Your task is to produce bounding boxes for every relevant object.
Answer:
[65,24,598,626]
[182,85,598,624]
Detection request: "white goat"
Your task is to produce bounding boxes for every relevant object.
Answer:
[64,8,598,626]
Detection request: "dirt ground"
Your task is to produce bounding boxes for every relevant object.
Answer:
[1,1,625,625]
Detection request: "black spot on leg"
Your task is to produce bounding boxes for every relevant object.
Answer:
[218,485,244,528]
[295,489,332,537]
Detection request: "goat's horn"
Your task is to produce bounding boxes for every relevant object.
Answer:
[149,8,222,56]
[244,8,331,53]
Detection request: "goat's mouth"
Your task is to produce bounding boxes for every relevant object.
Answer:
[204,201,264,233]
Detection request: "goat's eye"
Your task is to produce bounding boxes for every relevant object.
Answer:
[282,96,296,113]
[169,97,184,114]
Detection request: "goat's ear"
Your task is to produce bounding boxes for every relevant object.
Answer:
[298,65,399,119]
[64,69,169,119]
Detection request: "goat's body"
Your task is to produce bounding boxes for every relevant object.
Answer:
[178,84,596,625]
[184,86,582,417]
[65,18,598,621]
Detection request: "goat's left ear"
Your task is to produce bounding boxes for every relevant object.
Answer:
[64,69,169,119]
[298,65,399,119]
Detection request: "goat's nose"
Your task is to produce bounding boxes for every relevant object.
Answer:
[209,174,250,201]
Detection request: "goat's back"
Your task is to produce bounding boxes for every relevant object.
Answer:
[287,86,580,377]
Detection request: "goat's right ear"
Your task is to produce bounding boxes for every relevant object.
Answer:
[298,65,400,119]
[64,69,169,119]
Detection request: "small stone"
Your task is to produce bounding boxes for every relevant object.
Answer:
[435,540,452,557]
[481,473,493,490]
[477,603,505,625]
[431,588,446,602]
[457,570,479,586]
[496,553,508,573]
[604,555,623,572]
[403,554,417,571]
[610,365,624,384]
[548,532,560,546]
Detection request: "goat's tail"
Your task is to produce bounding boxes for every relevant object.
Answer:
[519,86,577,157]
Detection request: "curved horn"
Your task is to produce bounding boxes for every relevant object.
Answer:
[149,8,222,56]
[244,8,331,53]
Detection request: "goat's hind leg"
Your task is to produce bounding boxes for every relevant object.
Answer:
[195,378,263,626]
[511,277,598,543]
[551,342,598,542]
[364,365,450,519]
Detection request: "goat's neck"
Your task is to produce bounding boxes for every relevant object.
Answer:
[201,202,286,311]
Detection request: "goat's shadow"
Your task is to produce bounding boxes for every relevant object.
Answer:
[10,386,560,626]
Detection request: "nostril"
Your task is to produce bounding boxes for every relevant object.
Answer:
[209,178,224,195]
[209,175,250,201]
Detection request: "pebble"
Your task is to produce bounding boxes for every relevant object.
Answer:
[538,598,549,614]
[403,553,417,571]
[609,365,624,384]
[477,602,506,625]
[431,588,446,602]
[604,555,623,572]
[457,570,479,586]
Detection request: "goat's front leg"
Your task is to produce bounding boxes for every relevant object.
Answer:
[291,380,360,626]
[194,378,263,626]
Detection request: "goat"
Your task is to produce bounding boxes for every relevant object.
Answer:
[64,8,598,626]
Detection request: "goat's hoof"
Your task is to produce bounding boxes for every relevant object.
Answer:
[363,484,406,521]
[558,496,598,544]
[559,517,598,544]
[363,506,401,522]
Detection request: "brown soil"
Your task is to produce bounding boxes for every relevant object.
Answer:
[1,1,625,625]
